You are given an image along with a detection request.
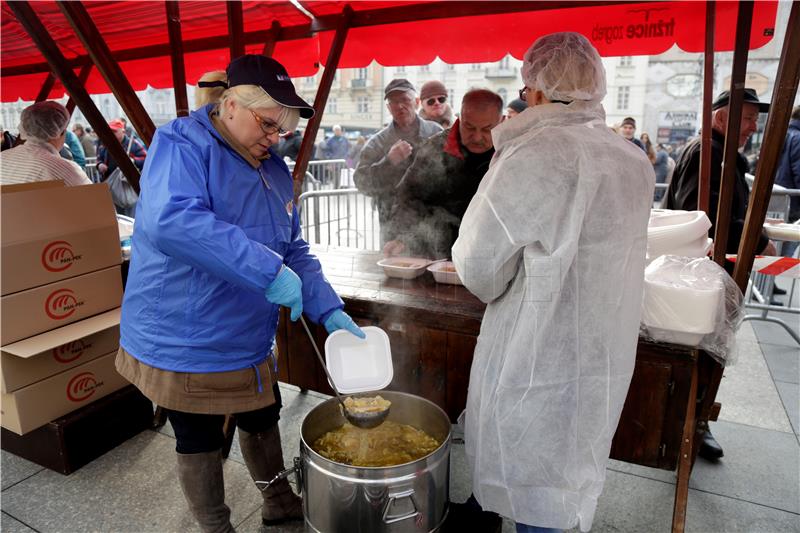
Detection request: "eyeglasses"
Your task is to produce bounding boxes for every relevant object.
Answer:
[518,87,529,102]
[425,96,447,106]
[249,109,288,137]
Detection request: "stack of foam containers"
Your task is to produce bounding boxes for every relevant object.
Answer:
[642,210,720,347]
[647,209,713,264]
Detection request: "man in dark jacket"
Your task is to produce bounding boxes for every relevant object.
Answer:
[666,88,775,461]
[383,89,503,258]
[776,105,800,258]
[96,118,147,180]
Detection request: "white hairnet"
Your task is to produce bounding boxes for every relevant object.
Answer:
[19,101,70,141]
[521,32,606,103]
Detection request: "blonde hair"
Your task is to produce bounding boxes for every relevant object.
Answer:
[196,70,300,132]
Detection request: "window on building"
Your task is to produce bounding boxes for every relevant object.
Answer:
[327,97,338,114]
[356,68,368,79]
[497,88,508,107]
[357,96,370,113]
[449,90,455,105]
[420,64,431,73]
[471,63,482,70]
[446,63,455,71]
[499,56,509,70]
[395,65,406,74]
[617,86,630,110]
[304,76,315,86]
[619,56,633,67]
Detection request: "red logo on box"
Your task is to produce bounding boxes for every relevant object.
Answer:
[66,372,102,402]
[45,288,83,320]
[41,241,78,272]
[53,339,86,363]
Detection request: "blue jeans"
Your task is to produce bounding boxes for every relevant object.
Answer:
[515,524,562,533]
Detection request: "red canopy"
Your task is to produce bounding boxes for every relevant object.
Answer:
[0,0,778,102]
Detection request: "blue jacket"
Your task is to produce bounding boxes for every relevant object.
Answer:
[776,119,800,218]
[120,105,343,373]
[325,135,350,160]
[64,130,86,168]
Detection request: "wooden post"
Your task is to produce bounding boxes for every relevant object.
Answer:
[66,64,93,115]
[227,1,245,60]
[292,8,352,202]
[698,0,716,214]
[166,0,189,117]
[711,0,753,266]
[732,1,800,292]
[8,0,141,193]
[57,0,155,146]
[261,20,281,57]
[35,73,55,102]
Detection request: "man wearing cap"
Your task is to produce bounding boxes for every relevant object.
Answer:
[419,80,454,128]
[383,89,504,259]
[353,79,442,242]
[619,116,646,152]
[96,118,147,181]
[505,98,527,119]
[666,88,776,460]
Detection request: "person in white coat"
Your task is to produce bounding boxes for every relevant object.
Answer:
[451,32,654,533]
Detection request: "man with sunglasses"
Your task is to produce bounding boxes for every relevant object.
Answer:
[383,89,503,259]
[419,80,454,128]
[354,79,442,243]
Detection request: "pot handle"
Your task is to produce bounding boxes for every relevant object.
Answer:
[255,457,303,493]
[382,488,420,524]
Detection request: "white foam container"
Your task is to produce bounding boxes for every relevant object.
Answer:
[641,273,723,346]
[377,257,429,279]
[764,223,800,242]
[324,326,393,394]
[428,261,462,285]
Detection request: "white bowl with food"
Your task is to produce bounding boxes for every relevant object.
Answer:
[377,256,430,279]
[428,261,462,285]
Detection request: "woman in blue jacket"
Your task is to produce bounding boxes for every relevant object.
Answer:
[116,55,364,532]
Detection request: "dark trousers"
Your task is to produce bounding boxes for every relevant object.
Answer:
[166,383,283,454]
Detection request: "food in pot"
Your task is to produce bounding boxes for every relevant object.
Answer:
[441,265,457,272]
[343,395,391,414]
[312,421,440,467]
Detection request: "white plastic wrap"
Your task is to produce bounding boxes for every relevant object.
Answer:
[640,255,744,365]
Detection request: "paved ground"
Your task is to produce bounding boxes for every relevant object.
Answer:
[2,287,798,533]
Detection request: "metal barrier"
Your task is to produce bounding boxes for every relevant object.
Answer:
[299,188,380,251]
[84,156,101,183]
[741,183,799,345]
[288,159,348,192]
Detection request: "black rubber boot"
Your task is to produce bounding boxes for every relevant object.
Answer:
[442,494,502,533]
[698,428,724,460]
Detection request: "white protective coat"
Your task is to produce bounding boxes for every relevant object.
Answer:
[452,100,654,531]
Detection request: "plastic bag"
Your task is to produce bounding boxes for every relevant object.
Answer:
[106,167,139,209]
[640,255,744,365]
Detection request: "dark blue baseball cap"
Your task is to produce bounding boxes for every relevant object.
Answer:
[200,55,314,119]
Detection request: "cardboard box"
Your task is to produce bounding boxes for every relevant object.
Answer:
[0,265,122,345]
[1,350,128,435]
[1,183,120,295]
[1,308,120,393]
[1,385,153,474]
[0,180,65,194]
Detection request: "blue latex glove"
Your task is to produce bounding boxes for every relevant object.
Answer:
[324,310,366,339]
[264,267,303,321]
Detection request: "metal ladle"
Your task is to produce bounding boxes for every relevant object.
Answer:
[299,316,390,429]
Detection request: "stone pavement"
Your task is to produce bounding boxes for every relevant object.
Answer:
[2,313,798,533]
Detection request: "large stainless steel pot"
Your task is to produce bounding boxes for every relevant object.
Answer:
[266,391,451,532]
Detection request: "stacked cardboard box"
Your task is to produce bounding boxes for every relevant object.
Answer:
[1,182,126,435]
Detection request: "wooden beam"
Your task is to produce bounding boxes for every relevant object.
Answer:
[66,63,93,115]
[166,0,189,117]
[35,73,56,102]
[711,0,753,267]
[698,0,715,214]
[57,0,155,146]
[292,8,352,202]
[732,1,800,292]
[227,1,245,60]
[262,20,281,57]
[7,0,141,193]
[4,0,639,77]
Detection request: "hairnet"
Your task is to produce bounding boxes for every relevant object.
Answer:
[521,32,606,103]
[19,101,70,141]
